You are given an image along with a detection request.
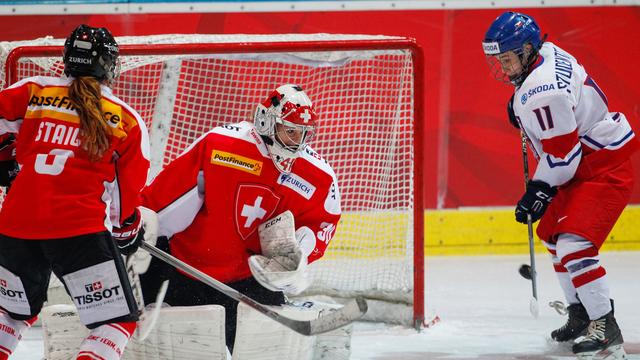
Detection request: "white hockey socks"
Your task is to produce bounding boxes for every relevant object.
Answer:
[0,310,36,360]
[556,234,611,320]
[543,239,580,305]
[75,321,136,360]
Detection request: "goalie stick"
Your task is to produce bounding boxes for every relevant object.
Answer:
[126,255,169,341]
[139,241,368,336]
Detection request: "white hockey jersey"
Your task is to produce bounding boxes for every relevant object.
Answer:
[513,42,637,187]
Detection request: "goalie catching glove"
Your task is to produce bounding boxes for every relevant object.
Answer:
[248,211,311,295]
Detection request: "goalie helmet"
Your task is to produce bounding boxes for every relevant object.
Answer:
[482,12,543,86]
[254,84,317,173]
[63,24,120,82]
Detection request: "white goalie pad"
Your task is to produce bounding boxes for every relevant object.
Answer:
[233,296,352,360]
[42,303,227,360]
[42,304,87,360]
[45,274,73,307]
[249,210,309,294]
[43,298,352,360]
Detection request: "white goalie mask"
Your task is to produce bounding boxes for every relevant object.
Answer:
[254,84,317,173]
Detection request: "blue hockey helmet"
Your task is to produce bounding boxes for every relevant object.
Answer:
[483,12,542,56]
[482,12,544,86]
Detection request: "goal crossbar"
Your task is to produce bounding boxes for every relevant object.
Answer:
[3,35,425,328]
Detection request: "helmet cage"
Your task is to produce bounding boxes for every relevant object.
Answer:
[274,118,316,153]
[254,85,317,173]
[484,46,535,86]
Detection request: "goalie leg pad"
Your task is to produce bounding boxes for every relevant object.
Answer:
[42,304,89,360]
[292,296,353,360]
[313,324,352,360]
[233,301,317,360]
[233,296,353,360]
[42,304,228,360]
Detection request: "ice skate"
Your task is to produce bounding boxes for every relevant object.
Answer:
[551,302,589,342]
[573,311,627,360]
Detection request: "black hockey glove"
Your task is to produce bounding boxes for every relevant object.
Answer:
[506,93,520,130]
[113,208,144,256]
[515,180,557,224]
[0,134,18,188]
[0,160,19,188]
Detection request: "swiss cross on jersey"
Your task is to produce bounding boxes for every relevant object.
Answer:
[235,184,281,240]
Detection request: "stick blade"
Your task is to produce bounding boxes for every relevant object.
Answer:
[530,297,539,319]
[305,297,368,336]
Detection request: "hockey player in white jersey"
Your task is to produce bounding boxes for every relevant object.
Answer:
[483,11,637,360]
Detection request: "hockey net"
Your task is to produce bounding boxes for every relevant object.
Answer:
[0,34,425,327]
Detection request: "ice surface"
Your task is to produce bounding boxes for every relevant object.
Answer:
[13,252,640,359]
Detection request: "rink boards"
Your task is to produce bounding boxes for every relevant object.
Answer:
[325,206,640,258]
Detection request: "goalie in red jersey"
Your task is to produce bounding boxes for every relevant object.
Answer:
[139,84,341,351]
[0,25,150,360]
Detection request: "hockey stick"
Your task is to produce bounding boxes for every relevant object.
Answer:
[139,241,368,336]
[520,131,539,318]
[126,255,169,341]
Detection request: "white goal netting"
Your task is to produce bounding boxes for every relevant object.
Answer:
[0,33,423,326]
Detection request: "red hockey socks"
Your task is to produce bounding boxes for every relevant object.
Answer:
[76,321,136,360]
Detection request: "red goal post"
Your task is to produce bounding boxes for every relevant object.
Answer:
[1,34,426,328]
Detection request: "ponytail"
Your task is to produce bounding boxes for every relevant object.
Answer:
[68,77,110,161]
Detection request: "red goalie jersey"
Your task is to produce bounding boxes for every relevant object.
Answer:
[0,76,150,239]
[142,121,341,283]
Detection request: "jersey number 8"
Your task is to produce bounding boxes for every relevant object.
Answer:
[35,149,74,176]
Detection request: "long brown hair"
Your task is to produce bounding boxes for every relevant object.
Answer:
[68,76,110,161]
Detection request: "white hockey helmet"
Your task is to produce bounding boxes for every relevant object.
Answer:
[254,84,317,173]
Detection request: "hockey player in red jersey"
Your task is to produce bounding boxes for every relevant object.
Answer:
[139,84,341,351]
[0,25,150,360]
[483,12,637,360]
